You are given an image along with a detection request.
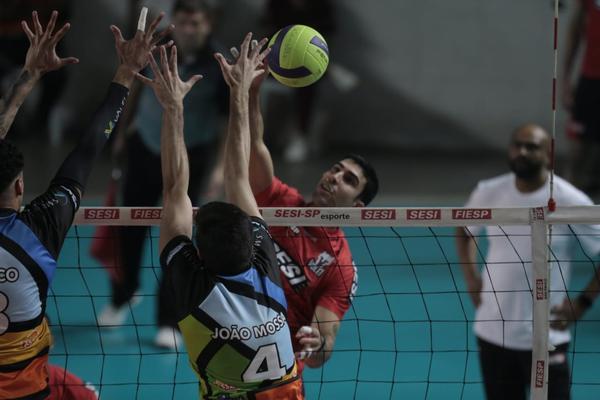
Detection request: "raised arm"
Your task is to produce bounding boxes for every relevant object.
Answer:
[0,10,79,139]
[136,46,202,252]
[455,227,482,308]
[52,10,173,197]
[248,60,275,195]
[214,33,271,218]
[561,0,585,110]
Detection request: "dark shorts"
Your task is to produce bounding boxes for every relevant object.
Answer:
[567,77,600,141]
[477,337,570,400]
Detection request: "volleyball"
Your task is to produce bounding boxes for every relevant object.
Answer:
[267,25,329,88]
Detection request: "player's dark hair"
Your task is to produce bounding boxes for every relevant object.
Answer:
[344,154,379,206]
[172,0,213,17]
[195,201,253,275]
[0,140,24,194]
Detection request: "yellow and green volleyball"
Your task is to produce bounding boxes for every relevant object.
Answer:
[267,25,329,88]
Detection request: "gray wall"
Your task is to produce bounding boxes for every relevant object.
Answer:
[61,0,576,153]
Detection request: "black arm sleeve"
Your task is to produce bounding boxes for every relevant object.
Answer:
[249,217,282,285]
[53,82,129,192]
[160,236,214,321]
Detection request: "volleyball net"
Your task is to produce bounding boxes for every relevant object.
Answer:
[45,206,600,399]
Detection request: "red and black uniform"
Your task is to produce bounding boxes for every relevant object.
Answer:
[256,178,357,373]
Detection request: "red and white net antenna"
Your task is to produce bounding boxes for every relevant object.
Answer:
[548,0,560,212]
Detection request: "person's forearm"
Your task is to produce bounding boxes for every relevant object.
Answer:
[581,267,600,301]
[224,88,251,185]
[113,65,137,90]
[0,70,40,139]
[249,89,264,143]
[248,88,274,194]
[304,335,332,368]
[456,229,479,279]
[54,83,129,191]
[160,103,189,196]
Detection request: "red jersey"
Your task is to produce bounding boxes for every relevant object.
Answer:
[256,178,357,371]
[582,0,600,78]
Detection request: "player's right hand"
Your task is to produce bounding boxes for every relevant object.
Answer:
[214,33,271,92]
[110,9,173,74]
[21,10,79,78]
[136,46,202,110]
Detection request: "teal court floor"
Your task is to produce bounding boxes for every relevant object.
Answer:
[47,225,600,399]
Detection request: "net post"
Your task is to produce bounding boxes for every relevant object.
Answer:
[530,207,550,400]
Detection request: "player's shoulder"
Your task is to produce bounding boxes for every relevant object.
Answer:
[554,175,595,205]
[475,173,514,192]
[160,235,198,268]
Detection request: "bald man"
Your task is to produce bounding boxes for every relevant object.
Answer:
[455,124,600,400]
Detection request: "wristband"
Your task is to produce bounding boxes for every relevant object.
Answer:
[577,294,594,310]
[314,335,326,354]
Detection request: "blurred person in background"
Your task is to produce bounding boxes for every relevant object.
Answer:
[262,0,335,163]
[97,0,229,350]
[455,124,600,400]
[0,0,72,142]
[562,0,600,199]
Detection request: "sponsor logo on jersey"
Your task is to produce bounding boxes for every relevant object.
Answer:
[274,241,308,292]
[350,261,358,302]
[452,209,492,220]
[0,267,19,283]
[214,380,238,392]
[84,208,120,220]
[362,209,396,220]
[131,208,162,220]
[406,209,441,220]
[307,251,334,277]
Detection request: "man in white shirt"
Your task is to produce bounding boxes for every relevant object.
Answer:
[455,124,600,400]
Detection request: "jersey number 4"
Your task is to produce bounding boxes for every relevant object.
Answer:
[242,343,286,382]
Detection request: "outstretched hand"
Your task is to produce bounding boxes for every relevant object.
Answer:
[136,46,202,109]
[229,40,270,93]
[214,33,270,92]
[21,10,79,78]
[111,10,174,74]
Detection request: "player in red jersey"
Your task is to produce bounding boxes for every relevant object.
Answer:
[236,46,379,372]
[562,0,600,196]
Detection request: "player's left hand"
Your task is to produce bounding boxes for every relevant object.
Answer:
[295,325,326,360]
[21,10,79,78]
[550,297,584,330]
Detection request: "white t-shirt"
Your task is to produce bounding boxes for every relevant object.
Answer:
[465,173,600,350]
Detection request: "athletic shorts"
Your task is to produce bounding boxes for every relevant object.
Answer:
[249,375,304,400]
[567,77,600,141]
